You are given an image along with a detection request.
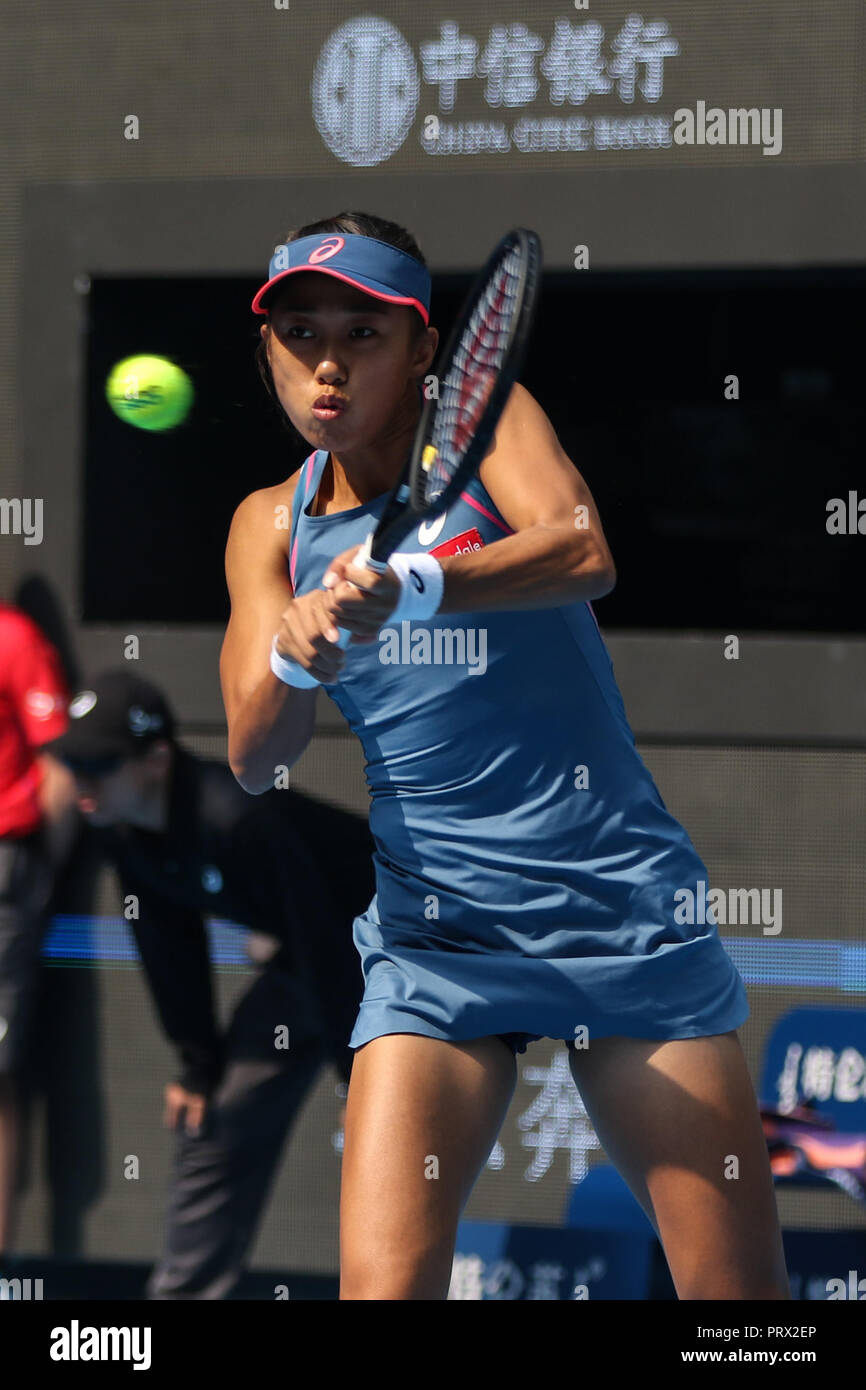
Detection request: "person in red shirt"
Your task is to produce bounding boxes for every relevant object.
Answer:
[0,600,79,1270]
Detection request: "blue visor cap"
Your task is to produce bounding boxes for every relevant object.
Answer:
[251,232,431,325]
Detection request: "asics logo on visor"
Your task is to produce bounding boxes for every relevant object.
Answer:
[308,237,344,264]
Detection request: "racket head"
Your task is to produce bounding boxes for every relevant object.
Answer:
[368,227,542,565]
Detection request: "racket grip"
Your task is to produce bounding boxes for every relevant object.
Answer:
[273,531,389,685]
[333,530,389,650]
[355,530,390,575]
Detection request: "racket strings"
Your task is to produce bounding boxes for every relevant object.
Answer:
[425,248,523,501]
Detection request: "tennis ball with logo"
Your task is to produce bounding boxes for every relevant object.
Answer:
[105,355,193,431]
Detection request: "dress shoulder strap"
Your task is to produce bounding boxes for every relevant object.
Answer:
[288,449,327,588]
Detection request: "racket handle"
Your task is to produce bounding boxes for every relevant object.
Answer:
[273,534,391,686]
[334,529,389,649]
[355,530,390,575]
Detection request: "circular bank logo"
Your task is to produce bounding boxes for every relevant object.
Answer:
[312,17,419,167]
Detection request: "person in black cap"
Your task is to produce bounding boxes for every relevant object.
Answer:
[46,666,373,1300]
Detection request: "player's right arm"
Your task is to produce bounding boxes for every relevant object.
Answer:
[220,481,345,794]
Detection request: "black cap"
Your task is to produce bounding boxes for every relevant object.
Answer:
[46,668,175,775]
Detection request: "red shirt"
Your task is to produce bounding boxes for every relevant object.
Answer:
[0,602,70,837]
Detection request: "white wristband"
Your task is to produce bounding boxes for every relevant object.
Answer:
[269,634,322,689]
[387,551,444,622]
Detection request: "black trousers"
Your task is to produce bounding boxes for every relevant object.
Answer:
[146,796,372,1299]
[146,954,357,1301]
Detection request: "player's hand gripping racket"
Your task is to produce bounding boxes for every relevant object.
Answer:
[292,227,542,685]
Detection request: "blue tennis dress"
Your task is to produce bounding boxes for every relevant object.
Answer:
[288,447,749,1054]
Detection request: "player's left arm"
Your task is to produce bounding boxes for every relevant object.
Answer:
[435,381,616,614]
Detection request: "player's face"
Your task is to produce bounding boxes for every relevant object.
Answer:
[72,755,155,826]
[262,273,436,452]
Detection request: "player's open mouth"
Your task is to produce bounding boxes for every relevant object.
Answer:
[312,396,347,420]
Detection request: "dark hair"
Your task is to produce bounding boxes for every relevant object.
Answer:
[253,211,428,438]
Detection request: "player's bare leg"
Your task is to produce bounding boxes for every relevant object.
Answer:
[567,1030,791,1299]
[339,1033,516,1299]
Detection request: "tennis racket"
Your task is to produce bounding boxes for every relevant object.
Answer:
[349,225,542,577]
[290,226,542,684]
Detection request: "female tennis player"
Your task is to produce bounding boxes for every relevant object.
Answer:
[221,210,790,1301]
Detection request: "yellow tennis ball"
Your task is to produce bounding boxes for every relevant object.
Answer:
[105,355,193,431]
